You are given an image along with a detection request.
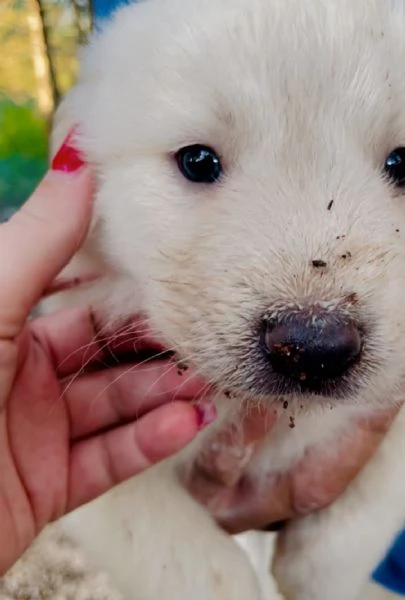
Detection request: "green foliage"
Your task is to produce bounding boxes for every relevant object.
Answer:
[0,0,91,220]
[0,98,48,157]
[0,99,48,219]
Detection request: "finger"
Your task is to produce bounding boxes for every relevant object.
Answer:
[290,415,395,515]
[67,401,199,510]
[223,409,399,533]
[356,406,399,433]
[0,167,92,338]
[64,360,210,439]
[189,406,278,490]
[205,472,295,534]
[240,405,279,445]
[29,307,108,376]
[29,308,169,377]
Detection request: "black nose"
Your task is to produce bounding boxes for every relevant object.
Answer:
[261,310,362,389]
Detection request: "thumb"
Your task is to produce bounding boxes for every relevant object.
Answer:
[0,161,92,337]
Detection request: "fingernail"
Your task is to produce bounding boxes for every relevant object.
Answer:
[195,402,217,430]
[51,129,85,173]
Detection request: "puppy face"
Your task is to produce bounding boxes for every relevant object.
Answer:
[70,0,405,410]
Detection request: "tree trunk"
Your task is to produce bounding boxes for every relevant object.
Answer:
[26,0,60,116]
[70,0,87,44]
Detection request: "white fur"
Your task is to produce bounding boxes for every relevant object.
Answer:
[44,0,405,598]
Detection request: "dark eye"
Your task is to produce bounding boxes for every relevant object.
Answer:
[384,147,405,187]
[175,144,222,183]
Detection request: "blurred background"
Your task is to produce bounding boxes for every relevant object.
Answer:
[0,0,92,221]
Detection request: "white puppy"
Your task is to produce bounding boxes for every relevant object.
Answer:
[44,1,405,599]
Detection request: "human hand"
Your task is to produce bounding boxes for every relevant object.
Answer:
[186,405,398,533]
[0,135,213,574]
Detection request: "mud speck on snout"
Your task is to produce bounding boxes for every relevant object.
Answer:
[289,416,296,429]
[176,361,189,376]
[345,292,358,305]
[311,259,327,268]
[273,342,293,358]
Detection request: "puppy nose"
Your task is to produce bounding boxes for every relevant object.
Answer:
[261,310,362,387]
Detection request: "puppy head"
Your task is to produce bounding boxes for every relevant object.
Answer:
[68,0,405,411]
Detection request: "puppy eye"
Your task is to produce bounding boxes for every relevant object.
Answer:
[175,144,222,183]
[384,147,405,187]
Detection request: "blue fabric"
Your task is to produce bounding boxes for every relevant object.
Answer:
[90,0,405,594]
[373,530,405,595]
[92,0,130,22]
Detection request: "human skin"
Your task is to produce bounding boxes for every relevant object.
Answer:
[0,142,213,574]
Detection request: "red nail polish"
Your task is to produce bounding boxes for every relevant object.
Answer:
[51,129,85,173]
[195,402,217,430]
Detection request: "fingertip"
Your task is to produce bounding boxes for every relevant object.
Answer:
[137,402,200,463]
[68,402,201,511]
[6,165,94,254]
[156,365,212,402]
[0,166,94,333]
[44,166,94,223]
